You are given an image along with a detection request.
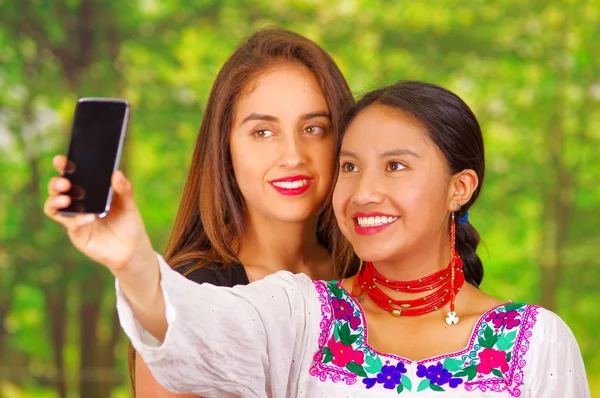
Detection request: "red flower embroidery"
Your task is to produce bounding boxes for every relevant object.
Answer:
[327,338,365,367]
[476,348,509,375]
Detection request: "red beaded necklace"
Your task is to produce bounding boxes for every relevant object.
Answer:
[351,252,465,319]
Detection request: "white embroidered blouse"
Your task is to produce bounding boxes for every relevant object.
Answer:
[118,254,590,397]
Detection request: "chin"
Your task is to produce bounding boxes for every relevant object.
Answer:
[351,241,399,263]
[271,208,318,224]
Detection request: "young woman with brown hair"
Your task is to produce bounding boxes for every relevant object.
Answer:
[45,28,355,397]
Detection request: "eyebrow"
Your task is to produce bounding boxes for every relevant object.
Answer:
[240,111,331,126]
[339,148,421,159]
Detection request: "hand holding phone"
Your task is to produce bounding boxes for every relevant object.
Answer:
[44,98,156,274]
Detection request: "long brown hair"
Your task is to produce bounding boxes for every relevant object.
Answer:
[128,27,356,394]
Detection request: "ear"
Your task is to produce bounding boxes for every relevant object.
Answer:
[447,169,479,212]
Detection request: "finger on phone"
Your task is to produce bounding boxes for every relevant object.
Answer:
[48,177,71,195]
[53,155,68,174]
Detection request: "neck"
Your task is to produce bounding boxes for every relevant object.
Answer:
[371,236,452,282]
[237,210,331,280]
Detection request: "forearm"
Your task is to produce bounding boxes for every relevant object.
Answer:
[115,249,167,341]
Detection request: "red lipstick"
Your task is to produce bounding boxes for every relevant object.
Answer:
[269,175,314,196]
[352,212,398,235]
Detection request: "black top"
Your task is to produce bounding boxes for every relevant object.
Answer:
[176,261,250,287]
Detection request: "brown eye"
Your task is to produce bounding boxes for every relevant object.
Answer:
[341,162,358,172]
[254,129,274,138]
[386,161,406,172]
[304,126,325,135]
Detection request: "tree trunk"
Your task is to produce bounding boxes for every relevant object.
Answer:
[46,285,68,398]
[78,270,104,398]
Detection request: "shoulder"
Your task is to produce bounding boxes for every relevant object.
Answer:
[529,306,581,347]
[176,261,250,287]
[519,306,590,393]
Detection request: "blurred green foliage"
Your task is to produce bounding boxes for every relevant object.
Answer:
[0,0,598,396]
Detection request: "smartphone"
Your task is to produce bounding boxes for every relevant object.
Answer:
[59,98,130,218]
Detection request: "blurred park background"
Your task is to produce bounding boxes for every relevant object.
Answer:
[0,0,599,396]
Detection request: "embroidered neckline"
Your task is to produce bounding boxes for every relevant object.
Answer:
[336,278,512,364]
[310,279,539,395]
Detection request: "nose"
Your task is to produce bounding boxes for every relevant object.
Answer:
[279,134,307,169]
[351,171,385,206]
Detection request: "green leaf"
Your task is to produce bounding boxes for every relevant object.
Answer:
[365,354,383,374]
[492,368,504,378]
[496,330,517,351]
[429,383,445,391]
[503,302,525,311]
[484,324,494,341]
[401,374,412,391]
[340,322,351,340]
[417,379,430,392]
[333,323,340,342]
[322,346,334,363]
[488,333,500,348]
[346,333,360,345]
[329,283,344,299]
[478,336,493,349]
[457,365,478,381]
[396,383,404,393]
[443,357,464,372]
[506,351,512,363]
[339,323,358,346]
[346,361,368,377]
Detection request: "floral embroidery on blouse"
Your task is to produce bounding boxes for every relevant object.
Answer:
[309,280,539,395]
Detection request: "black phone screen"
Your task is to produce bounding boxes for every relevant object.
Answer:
[61,99,129,216]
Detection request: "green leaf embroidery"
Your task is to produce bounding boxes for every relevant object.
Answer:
[492,368,504,378]
[346,361,368,377]
[484,324,494,341]
[328,283,344,299]
[454,365,478,381]
[339,323,354,346]
[429,384,445,392]
[417,379,431,392]
[503,302,526,311]
[347,333,360,345]
[496,330,517,351]
[322,347,333,364]
[489,333,500,347]
[479,325,499,348]
[396,383,404,393]
[443,357,464,372]
[401,374,412,391]
[364,354,383,374]
[478,336,493,349]
[333,323,340,342]
[506,351,512,363]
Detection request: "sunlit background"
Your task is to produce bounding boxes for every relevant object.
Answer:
[1,0,598,396]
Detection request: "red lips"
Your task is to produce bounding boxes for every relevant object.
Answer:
[269,175,314,196]
[352,212,398,235]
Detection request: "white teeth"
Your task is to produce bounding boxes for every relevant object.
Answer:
[272,179,310,189]
[356,216,398,228]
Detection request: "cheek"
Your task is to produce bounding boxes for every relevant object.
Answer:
[230,145,267,193]
[311,139,336,176]
[332,179,352,226]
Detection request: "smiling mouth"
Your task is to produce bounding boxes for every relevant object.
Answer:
[355,215,399,228]
[271,179,312,189]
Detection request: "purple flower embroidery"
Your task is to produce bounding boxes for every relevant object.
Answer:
[363,363,407,390]
[486,310,521,330]
[332,297,360,329]
[417,363,463,388]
